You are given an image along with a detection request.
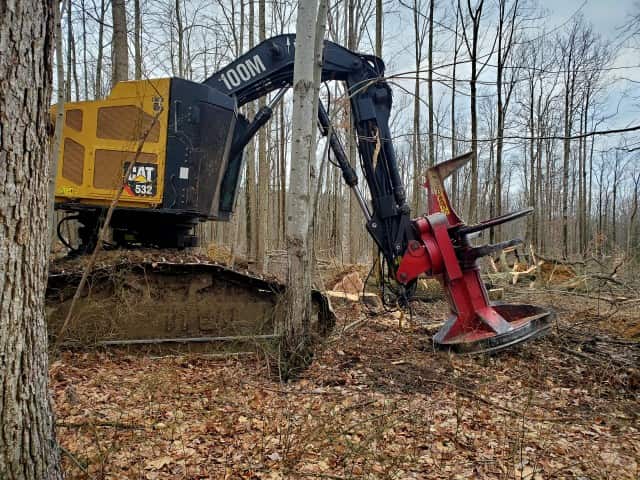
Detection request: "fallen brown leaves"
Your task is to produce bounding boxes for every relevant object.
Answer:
[52,289,639,479]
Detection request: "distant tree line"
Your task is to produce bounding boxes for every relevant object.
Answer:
[54,0,640,264]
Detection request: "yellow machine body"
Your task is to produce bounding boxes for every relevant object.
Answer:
[53,78,171,209]
[51,76,242,249]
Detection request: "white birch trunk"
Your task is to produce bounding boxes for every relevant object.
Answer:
[280,0,325,377]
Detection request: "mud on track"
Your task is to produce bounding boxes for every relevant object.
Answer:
[47,250,333,351]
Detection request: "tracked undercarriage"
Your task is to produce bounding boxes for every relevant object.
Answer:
[47,251,335,351]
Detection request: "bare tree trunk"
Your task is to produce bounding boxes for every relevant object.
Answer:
[527,84,535,245]
[50,1,66,239]
[245,0,257,262]
[279,102,287,244]
[81,0,88,99]
[558,22,584,258]
[376,0,382,55]
[134,0,142,79]
[450,6,459,204]
[459,0,486,223]
[69,3,79,102]
[627,174,640,256]
[580,91,590,254]
[280,0,326,378]
[175,0,183,77]
[371,0,384,281]
[347,0,358,262]
[562,93,571,258]
[411,0,423,213]
[493,0,519,243]
[65,0,72,101]
[0,0,63,476]
[597,159,604,257]
[469,49,478,221]
[95,0,106,98]
[427,0,434,168]
[228,0,245,265]
[588,134,594,251]
[111,0,129,84]
[256,0,268,271]
[612,153,620,247]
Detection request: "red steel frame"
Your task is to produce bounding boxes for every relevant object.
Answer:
[395,153,550,350]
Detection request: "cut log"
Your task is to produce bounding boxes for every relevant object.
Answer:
[332,271,364,295]
[325,290,382,310]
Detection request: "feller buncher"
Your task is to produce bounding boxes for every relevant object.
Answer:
[48,35,551,353]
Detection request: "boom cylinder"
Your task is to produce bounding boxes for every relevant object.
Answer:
[317,102,371,221]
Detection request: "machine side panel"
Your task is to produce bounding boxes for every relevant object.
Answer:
[53,78,171,209]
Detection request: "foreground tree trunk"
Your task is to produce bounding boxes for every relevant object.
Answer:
[280,0,326,378]
[0,1,62,478]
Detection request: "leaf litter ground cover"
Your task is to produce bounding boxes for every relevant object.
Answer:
[52,289,639,479]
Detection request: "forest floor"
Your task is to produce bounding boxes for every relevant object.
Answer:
[52,285,639,479]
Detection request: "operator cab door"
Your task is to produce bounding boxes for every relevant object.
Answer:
[164,78,237,219]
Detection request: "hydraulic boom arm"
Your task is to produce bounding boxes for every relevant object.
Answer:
[206,35,552,354]
[206,34,414,276]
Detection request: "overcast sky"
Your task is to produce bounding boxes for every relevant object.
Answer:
[540,0,639,126]
[539,0,634,39]
[379,0,639,143]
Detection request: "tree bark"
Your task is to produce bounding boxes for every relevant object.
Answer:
[81,0,88,98]
[245,0,257,262]
[469,38,478,222]
[459,0,486,223]
[427,0,434,168]
[134,0,142,79]
[69,2,79,102]
[493,0,519,243]
[50,1,66,240]
[175,0,184,77]
[279,102,286,245]
[347,0,359,262]
[376,0,382,56]
[111,0,129,85]
[450,6,459,204]
[0,0,63,477]
[280,0,326,378]
[256,0,268,271]
[95,0,106,97]
[411,0,423,213]
[627,174,640,256]
[65,0,72,101]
